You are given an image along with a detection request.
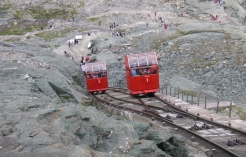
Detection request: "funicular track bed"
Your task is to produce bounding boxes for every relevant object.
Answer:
[91,88,246,157]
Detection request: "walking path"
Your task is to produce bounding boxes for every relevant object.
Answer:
[156,93,246,132]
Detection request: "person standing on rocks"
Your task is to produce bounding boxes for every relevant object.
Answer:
[79,61,83,68]
[85,56,90,63]
[64,51,69,57]
[81,56,84,63]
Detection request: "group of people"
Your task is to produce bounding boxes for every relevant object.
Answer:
[87,72,106,79]
[81,56,90,63]
[131,64,158,76]
[112,31,125,37]
[156,17,168,29]
[109,22,119,29]
[68,39,79,47]
[214,0,225,6]
[79,56,90,72]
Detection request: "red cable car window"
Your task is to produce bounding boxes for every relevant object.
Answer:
[128,55,139,68]
[146,52,158,65]
[85,65,93,73]
[85,62,107,79]
[98,62,106,71]
[138,53,148,66]
[128,52,157,68]
[128,52,158,77]
[93,64,99,72]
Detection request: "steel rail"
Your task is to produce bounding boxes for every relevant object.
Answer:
[91,91,240,157]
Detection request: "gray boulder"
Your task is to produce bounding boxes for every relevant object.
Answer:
[130,122,150,139]
[157,134,189,157]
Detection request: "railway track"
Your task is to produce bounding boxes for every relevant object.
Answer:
[91,88,246,157]
[3,32,245,156]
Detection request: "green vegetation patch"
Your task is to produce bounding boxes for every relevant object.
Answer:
[89,17,100,22]
[13,10,25,20]
[202,60,218,68]
[78,28,89,32]
[80,0,85,7]
[0,3,12,10]
[81,101,93,106]
[218,106,246,120]
[4,37,21,42]
[151,32,180,50]
[26,6,78,20]
[36,31,61,41]
[178,89,198,97]
[233,106,246,120]
[0,24,40,35]
[98,20,102,26]
[36,28,76,41]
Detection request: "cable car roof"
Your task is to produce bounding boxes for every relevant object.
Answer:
[126,52,158,68]
[84,61,107,73]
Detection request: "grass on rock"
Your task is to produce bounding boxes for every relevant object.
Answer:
[36,28,76,41]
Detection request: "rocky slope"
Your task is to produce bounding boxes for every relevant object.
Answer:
[1,0,246,156]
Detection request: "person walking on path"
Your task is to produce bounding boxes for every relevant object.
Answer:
[155,12,156,17]
[146,22,148,27]
[68,41,71,47]
[164,24,168,29]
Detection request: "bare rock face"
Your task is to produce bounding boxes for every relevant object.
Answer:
[146,130,189,157]
[2,0,246,156]
[0,51,185,156]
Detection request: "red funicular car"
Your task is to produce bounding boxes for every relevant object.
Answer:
[84,62,108,94]
[125,52,159,96]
